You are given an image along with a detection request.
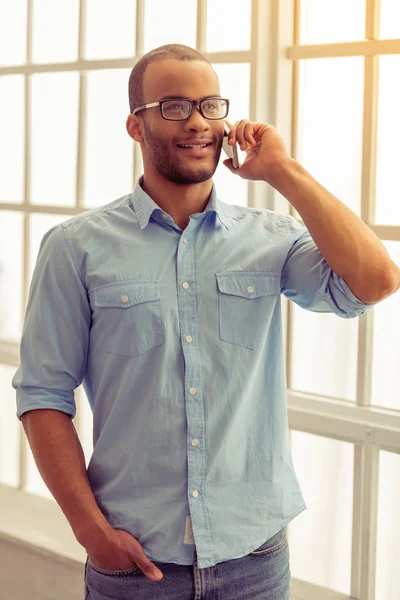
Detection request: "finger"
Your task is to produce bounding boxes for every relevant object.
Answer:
[233,120,245,149]
[223,119,236,144]
[139,557,163,581]
[223,158,240,172]
[244,123,257,146]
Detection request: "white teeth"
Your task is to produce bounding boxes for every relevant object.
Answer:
[179,144,207,148]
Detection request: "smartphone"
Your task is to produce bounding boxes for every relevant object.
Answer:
[222,122,239,169]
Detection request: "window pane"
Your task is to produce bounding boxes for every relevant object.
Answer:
[0,211,23,342]
[30,72,79,207]
[299,0,365,44]
[144,0,197,53]
[29,213,72,284]
[380,0,400,40]
[0,75,24,204]
[289,431,354,595]
[211,63,249,207]
[206,0,251,52]
[297,57,364,219]
[83,69,133,208]
[31,0,79,64]
[290,305,359,401]
[376,56,400,225]
[84,0,136,60]
[371,241,400,410]
[376,451,400,600]
[0,365,20,487]
[0,0,27,66]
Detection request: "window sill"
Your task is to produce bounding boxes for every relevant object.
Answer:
[0,483,86,566]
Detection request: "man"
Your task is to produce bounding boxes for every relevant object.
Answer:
[12,43,399,600]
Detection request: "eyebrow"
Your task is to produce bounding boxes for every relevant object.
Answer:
[157,95,222,101]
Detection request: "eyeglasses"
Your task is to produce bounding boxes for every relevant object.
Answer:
[131,97,229,121]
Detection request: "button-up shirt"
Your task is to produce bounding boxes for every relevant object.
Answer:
[12,175,377,568]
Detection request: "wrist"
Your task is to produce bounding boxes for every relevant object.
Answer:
[75,515,113,549]
[263,156,298,189]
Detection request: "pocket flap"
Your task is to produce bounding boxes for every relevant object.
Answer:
[216,271,281,299]
[93,280,160,308]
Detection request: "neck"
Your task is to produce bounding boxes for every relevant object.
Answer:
[140,171,213,229]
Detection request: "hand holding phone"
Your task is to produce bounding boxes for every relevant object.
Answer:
[222,122,239,169]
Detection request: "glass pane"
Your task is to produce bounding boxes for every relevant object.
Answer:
[144,0,197,53]
[376,56,400,226]
[0,75,24,203]
[206,0,251,52]
[30,72,79,207]
[299,0,366,44]
[289,431,354,595]
[0,0,27,66]
[297,57,364,219]
[380,0,400,40]
[83,69,133,208]
[29,213,72,284]
[371,241,400,410]
[0,211,23,342]
[75,385,93,467]
[376,451,400,600]
[85,0,136,60]
[211,63,249,207]
[32,0,79,64]
[0,364,21,487]
[290,304,359,401]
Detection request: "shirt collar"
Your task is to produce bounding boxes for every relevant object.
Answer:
[130,175,231,230]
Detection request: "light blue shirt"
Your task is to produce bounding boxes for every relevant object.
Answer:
[12,175,377,569]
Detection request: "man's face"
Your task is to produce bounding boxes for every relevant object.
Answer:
[135,59,225,185]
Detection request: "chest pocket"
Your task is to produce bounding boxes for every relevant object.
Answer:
[216,271,281,350]
[93,280,165,358]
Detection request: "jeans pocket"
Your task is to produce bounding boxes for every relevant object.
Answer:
[249,528,287,556]
[87,558,140,577]
[216,271,281,350]
[92,280,165,358]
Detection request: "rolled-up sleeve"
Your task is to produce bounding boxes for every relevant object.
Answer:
[12,224,91,420]
[280,215,380,319]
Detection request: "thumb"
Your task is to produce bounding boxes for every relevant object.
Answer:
[223,158,239,173]
[134,548,163,581]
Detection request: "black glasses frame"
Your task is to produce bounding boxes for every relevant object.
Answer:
[132,97,230,121]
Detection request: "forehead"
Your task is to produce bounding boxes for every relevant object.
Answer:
[143,58,220,101]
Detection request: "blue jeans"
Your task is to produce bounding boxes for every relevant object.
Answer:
[84,527,290,599]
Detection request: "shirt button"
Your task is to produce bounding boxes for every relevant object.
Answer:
[183,237,188,244]
[192,490,199,497]
[247,286,254,293]
[182,282,189,289]
[192,439,199,446]
[186,335,193,343]
[121,295,129,302]
[189,388,197,395]
[162,214,169,220]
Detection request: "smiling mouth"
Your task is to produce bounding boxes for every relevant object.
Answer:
[176,143,213,156]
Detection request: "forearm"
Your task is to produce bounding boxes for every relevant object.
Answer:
[266,158,400,303]
[21,409,111,548]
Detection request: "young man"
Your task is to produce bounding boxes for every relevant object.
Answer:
[12,43,399,600]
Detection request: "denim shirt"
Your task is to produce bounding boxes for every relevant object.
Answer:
[12,175,377,568]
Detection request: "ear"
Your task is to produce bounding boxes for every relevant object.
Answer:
[126,114,143,143]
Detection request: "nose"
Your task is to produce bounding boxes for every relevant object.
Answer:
[184,104,211,132]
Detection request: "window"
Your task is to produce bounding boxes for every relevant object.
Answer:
[286,2,400,599]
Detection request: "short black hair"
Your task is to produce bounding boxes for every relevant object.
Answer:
[128,43,216,114]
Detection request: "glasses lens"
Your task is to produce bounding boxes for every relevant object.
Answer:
[162,100,191,120]
[201,99,228,119]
